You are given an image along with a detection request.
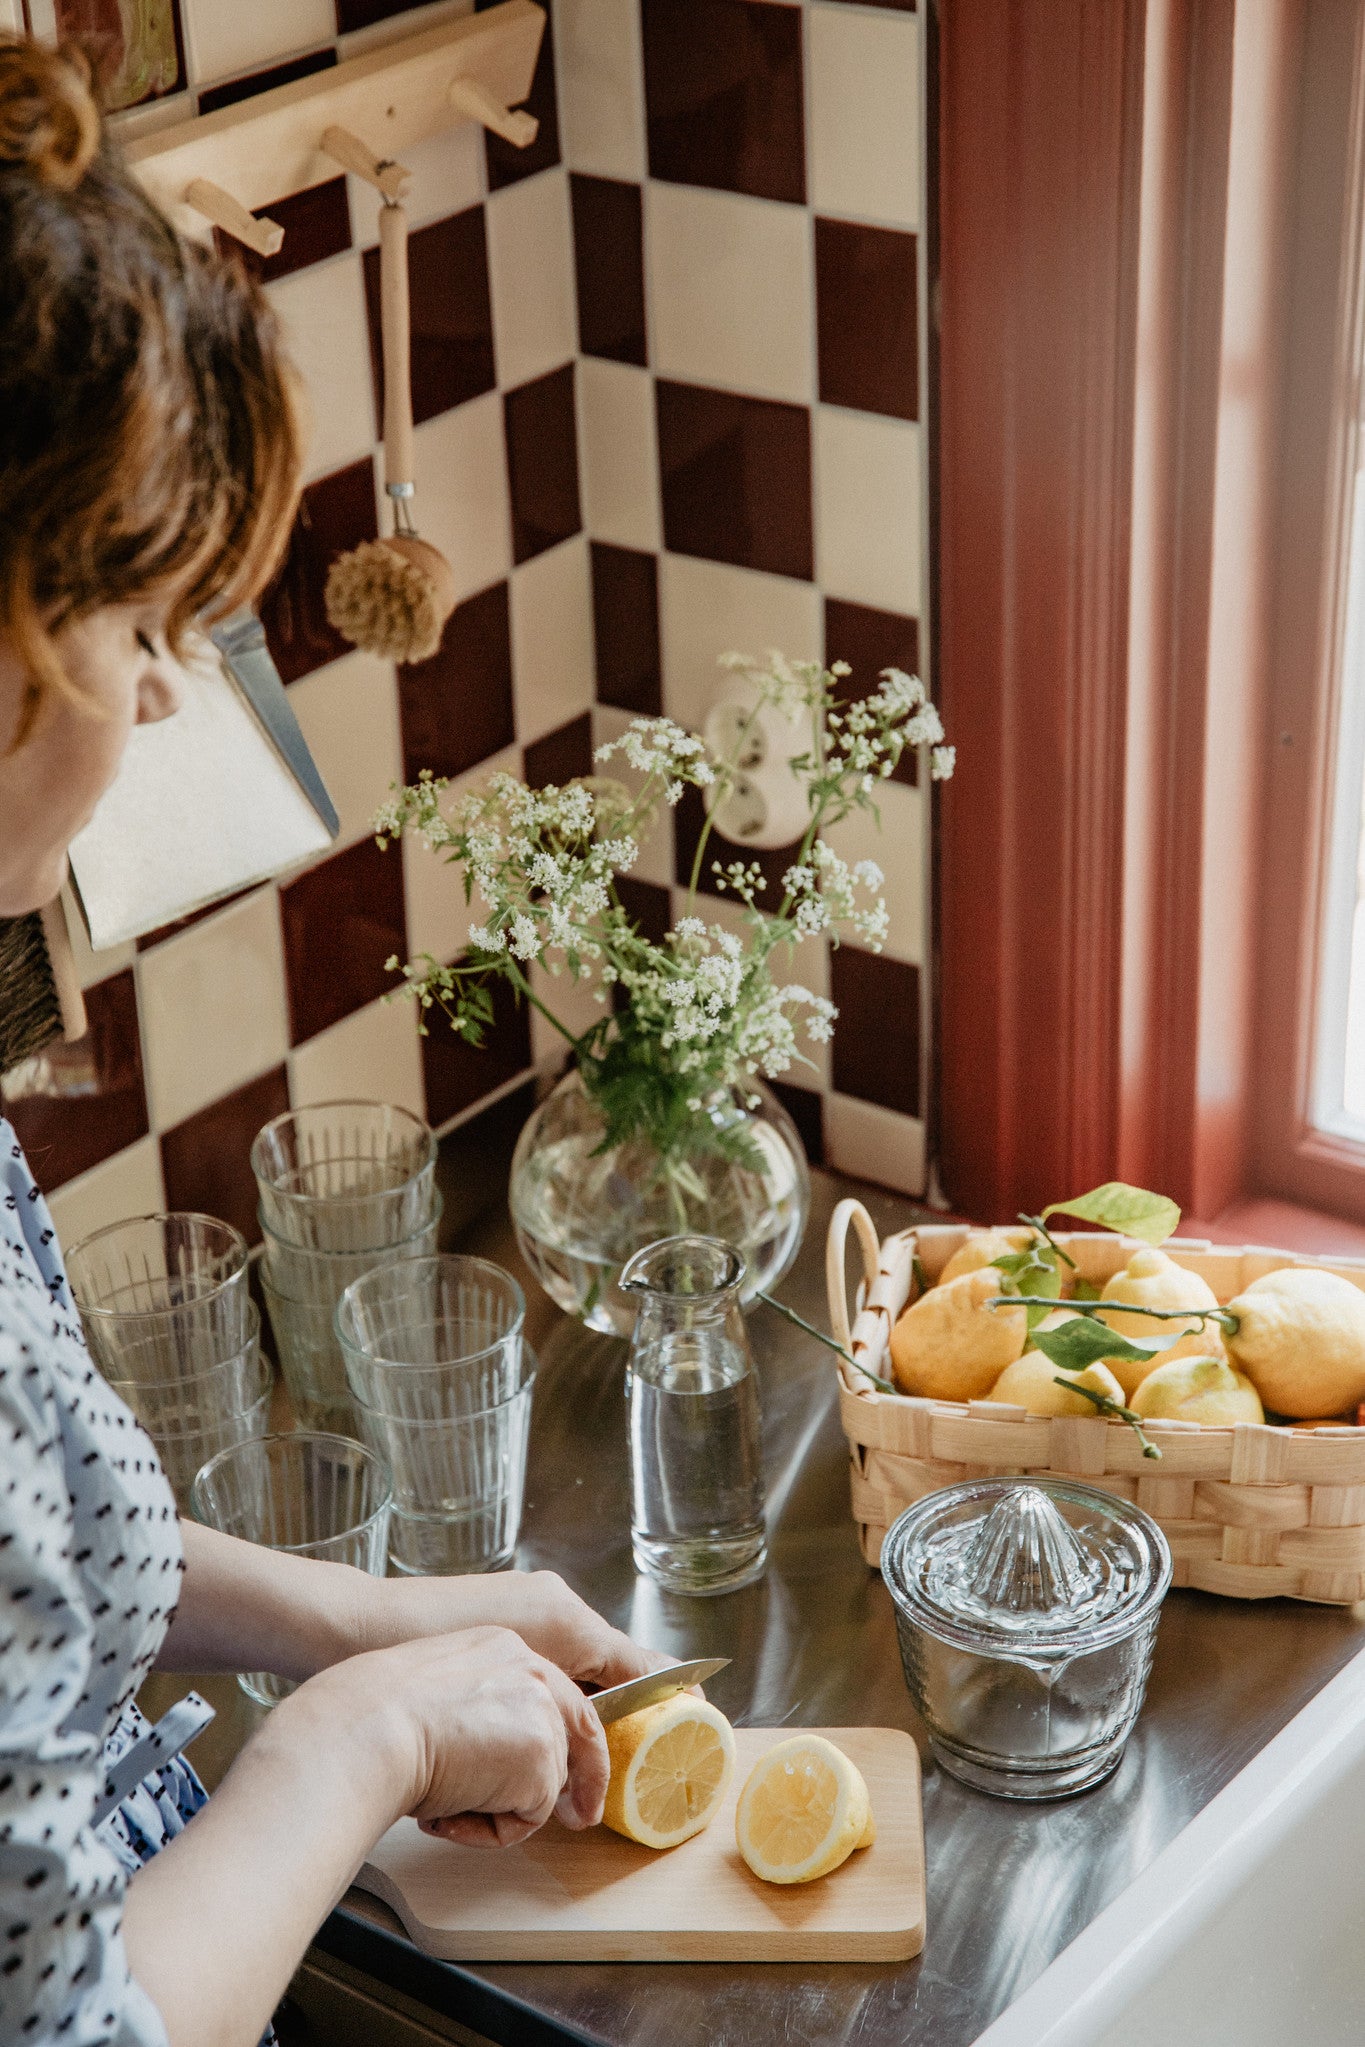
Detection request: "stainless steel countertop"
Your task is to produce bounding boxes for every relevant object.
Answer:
[145,1169,1365,2047]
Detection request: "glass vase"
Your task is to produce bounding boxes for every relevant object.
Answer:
[508,1067,810,1335]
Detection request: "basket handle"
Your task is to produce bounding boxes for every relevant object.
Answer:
[826,1199,884,1355]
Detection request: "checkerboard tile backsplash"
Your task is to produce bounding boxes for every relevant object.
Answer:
[7,0,930,1249]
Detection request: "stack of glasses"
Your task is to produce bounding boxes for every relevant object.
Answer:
[251,1102,441,1433]
[337,1254,535,1575]
[66,1213,271,1508]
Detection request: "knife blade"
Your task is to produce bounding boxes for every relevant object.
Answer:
[589,1657,731,1726]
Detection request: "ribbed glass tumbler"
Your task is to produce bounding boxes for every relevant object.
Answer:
[337,1255,533,1575]
[67,1212,251,1380]
[251,1101,437,1253]
[191,1432,392,1706]
[108,1308,273,1509]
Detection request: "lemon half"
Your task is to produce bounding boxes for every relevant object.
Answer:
[735,1735,875,1885]
[601,1696,736,1850]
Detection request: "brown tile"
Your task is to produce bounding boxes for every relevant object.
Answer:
[434,1075,537,1236]
[830,946,920,1118]
[363,208,495,428]
[54,0,186,109]
[672,784,803,906]
[6,972,147,1194]
[398,581,515,782]
[160,1067,290,1247]
[278,839,407,1046]
[816,219,918,422]
[769,1079,824,1166]
[259,459,378,683]
[219,178,351,287]
[524,713,593,790]
[422,968,531,1127]
[475,0,561,190]
[590,544,661,715]
[504,365,582,565]
[196,46,335,115]
[656,381,812,582]
[334,0,442,30]
[819,0,913,10]
[642,0,805,205]
[614,877,672,950]
[570,176,646,366]
[824,598,920,788]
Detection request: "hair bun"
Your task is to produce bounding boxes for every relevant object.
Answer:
[0,37,99,192]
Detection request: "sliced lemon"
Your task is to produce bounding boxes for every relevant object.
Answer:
[735,1735,874,1885]
[601,1696,736,1850]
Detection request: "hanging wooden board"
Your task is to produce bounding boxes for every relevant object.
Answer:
[353,1726,925,1963]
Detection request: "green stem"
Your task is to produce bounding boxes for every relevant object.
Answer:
[997,1296,1239,1334]
[686,699,768,912]
[502,959,583,1049]
[755,1289,897,1394]
[1019,1212,1077,1271]
[1058,1379,1163,1460]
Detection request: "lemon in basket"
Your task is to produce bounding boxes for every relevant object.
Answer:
[735,1735,875,1885]
[889,1269,1027,1400]
[601,1696,736,1849]
[1224,1267,1365,1419]
[1094,1249,1224,1396]
[1129,1355,1263,1426]
[987,1349,1125,1417]
[940,1227,1034,1286]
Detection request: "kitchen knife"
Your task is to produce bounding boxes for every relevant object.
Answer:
[589,1658,731,1726]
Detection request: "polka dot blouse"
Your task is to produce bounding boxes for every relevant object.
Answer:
[1,1123,196,2047]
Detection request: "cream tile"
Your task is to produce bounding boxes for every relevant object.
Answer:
[265,256,375,483]
[590,709,674,889]
[348,122,484,245]
[182,0,335,89]
[137,889,290,1133]
[286,651,404,848]
[658,554,821,736]
[289,990,425,1119]
[577,358,660,551]
[647,184,812,405]
[45,1137,165,1251]
[529,957,604,1067]
[808,8,920,229]
[487,169,577,391]
[60,894,134,993]
[822,781,924,965]
[815,409,922,615]
[509,536,595,746]
[414,392,512,604]
[823,1093,925,1197]
[557,0,646,180]
[401,745,520,961]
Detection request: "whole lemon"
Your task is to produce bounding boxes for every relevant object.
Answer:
[939,1227,1035,1286]
[1129,1355,1264,1426]
[1225,1268,1365,1419]
[889,1269,1027,1400]
[987,1351,1125,1417]
[1095,1248,1224,1397]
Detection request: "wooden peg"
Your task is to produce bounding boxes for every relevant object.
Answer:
[319,125,411,202]
[448,76,538,148]
[186,178,283,258]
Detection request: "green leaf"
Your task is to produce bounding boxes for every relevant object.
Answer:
[1041,1182,1181,1246]
[1028,1317,1179,1374]
[1072,1277,1103,1302]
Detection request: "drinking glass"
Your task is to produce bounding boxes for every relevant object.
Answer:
[111,1336,273,1509]
[251,1102,437,1252]
[620,1235,767,1596]
[191,1433,392,1704]
[67,1212,250,1379]
[337,1256,532,1575]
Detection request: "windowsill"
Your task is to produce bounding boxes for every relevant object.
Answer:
[1184,1196,1365,1261]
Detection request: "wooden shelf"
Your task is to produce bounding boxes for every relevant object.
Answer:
[126,1,544,243]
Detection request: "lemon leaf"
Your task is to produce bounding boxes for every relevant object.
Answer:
[1030,1318,1177,1373]
[1041,1182,1181,1245]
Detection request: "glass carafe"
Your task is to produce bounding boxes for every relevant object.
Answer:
[620,1235,767,1596]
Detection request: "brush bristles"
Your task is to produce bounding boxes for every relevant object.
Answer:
[0,911,63,1075]
[325,541,444,664]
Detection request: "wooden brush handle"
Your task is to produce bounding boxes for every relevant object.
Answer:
[379,200,415,498]
[41,897,86,1043]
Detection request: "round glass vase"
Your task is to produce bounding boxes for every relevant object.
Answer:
[508,1067,811,1335]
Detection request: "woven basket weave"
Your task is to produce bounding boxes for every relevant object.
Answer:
[826,1199,1365,1605]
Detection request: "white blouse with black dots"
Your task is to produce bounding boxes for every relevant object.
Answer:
[1,1122,191,2047]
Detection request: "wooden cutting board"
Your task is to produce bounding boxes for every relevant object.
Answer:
[354,1726,924,1963]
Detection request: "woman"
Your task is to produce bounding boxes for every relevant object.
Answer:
[0,37,657,2047]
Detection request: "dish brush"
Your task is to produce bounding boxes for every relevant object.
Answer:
[325,198,456,664]
[0,896,87,1078]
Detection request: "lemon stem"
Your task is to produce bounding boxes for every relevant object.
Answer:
[1057,1378,1163,1459]
[756,1290,897,1394]
[1004,1296,1239,1334]
[1019,1212,1077,1270]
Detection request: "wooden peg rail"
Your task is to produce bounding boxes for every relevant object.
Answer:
[128,1,544,254]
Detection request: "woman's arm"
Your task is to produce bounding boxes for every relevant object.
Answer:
[124,1625,612,2047]
[159,1520,661,1691]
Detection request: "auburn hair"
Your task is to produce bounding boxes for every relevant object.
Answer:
[0,35,301,744]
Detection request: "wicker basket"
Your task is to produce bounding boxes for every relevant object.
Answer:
[826,1199,1365,1605]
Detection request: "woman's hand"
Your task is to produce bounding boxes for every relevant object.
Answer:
[298,1621,612,1847]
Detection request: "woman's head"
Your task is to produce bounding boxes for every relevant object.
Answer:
[0,35,302,914]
